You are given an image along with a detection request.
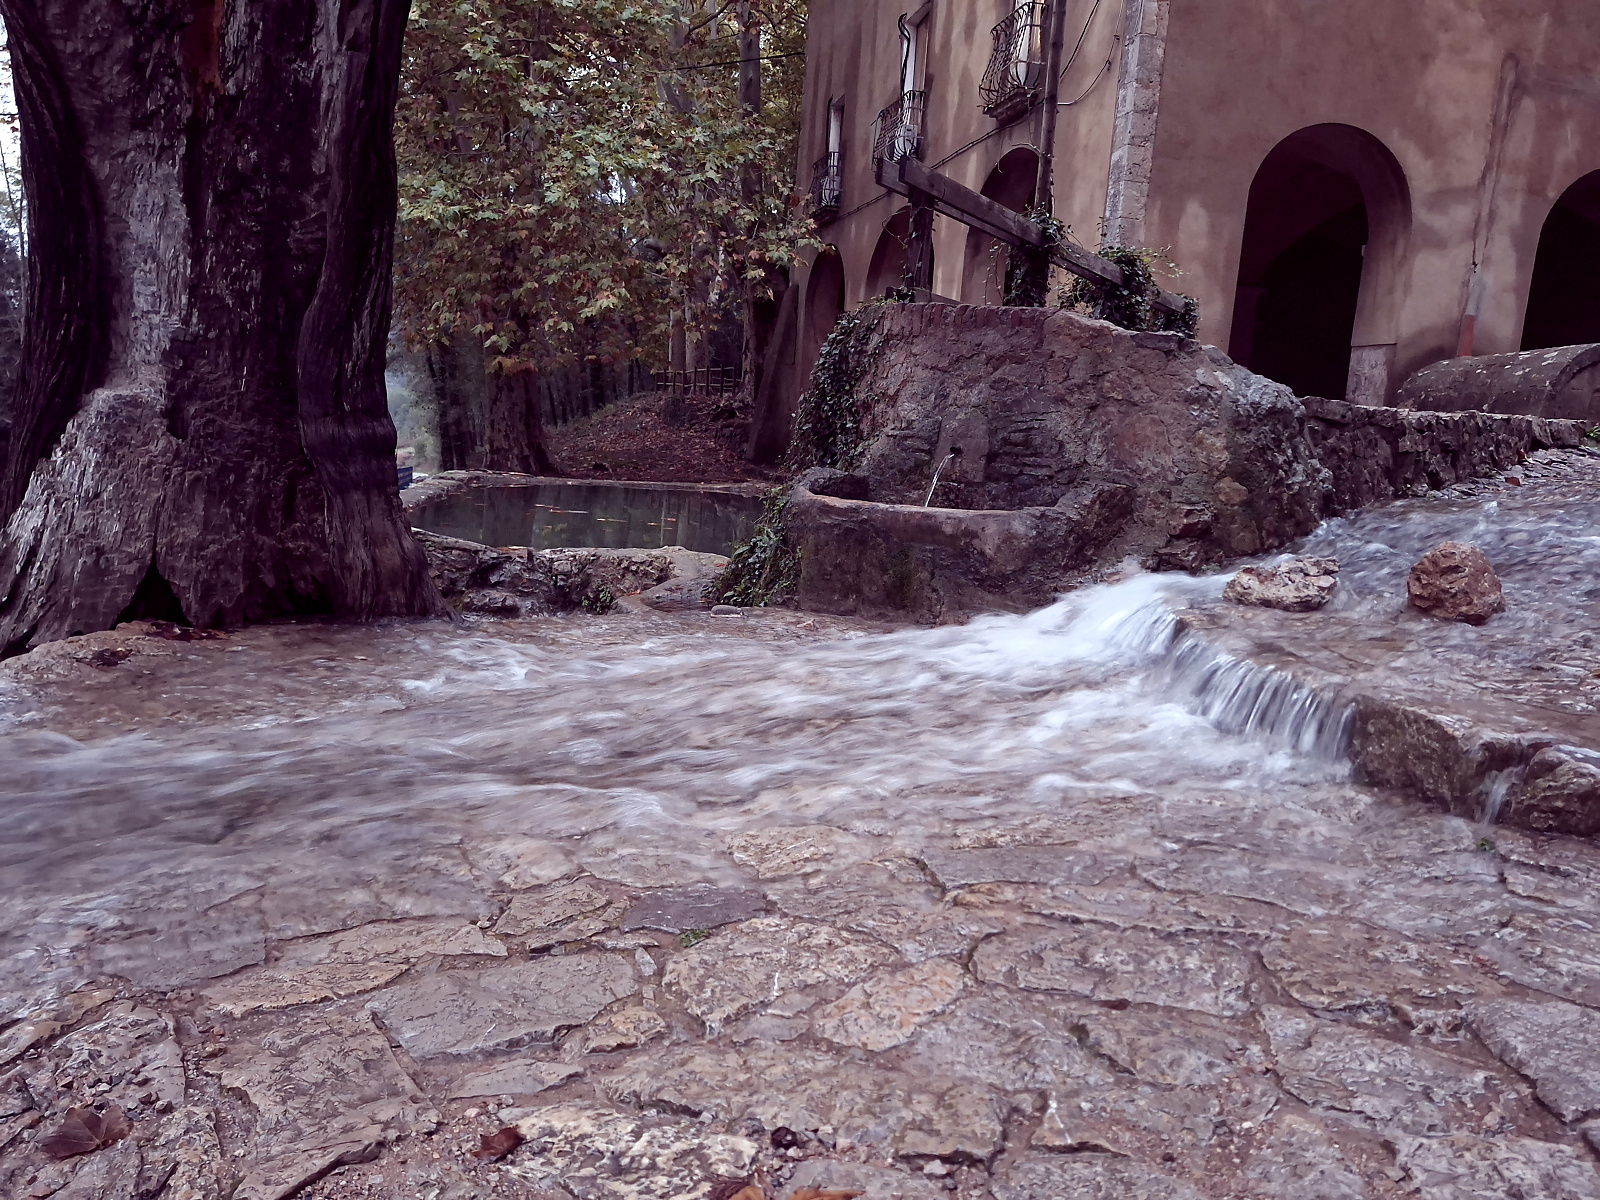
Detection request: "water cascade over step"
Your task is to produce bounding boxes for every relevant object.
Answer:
[1045,575,1355,763]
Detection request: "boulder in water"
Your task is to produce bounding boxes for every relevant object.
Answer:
[1223,557,1339,612]
[1407,542,1505,625]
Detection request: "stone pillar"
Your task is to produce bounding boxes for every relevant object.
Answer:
[1103,0,1170,248]
[1346,344,1397,406]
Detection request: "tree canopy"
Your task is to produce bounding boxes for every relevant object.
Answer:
[393,0,810,407]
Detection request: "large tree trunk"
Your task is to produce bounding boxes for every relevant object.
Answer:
[484,368,559,476]
[0,0,445,655]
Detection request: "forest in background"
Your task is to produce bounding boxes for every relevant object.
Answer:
[391,0,812,473]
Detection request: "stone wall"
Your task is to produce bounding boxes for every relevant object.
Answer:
[1395,344,1600,422]
[788,304,1588,619]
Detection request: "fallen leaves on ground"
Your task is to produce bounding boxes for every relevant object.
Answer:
[472,1127,524,1160]
[707,1179,862,1200]
[547,391,784,485]
[38,1106,130,1159]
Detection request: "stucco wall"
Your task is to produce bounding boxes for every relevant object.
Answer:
[1147,0,1600,395]
[794,0,1126,344]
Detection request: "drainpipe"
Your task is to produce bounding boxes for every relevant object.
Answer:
[1032,0,1072,214]
[1456,266,1487,358]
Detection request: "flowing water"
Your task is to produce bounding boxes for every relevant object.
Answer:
[0,569,1365,1006]
[0,453,1594,1018]
[8,456,1600,1197]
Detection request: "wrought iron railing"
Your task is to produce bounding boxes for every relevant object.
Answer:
[809,150,842,219]
[872,90,926,164]
[980,1,1046,121]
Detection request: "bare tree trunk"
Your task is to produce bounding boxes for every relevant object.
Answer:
[0,0,444,655]
[484,368,559,476]
[735,0,769,413]
[426,333,486,471]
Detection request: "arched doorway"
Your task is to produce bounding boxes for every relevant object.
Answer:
[865,208,912,299]
[1522,170,1600,350]
[960,148,1039,305]
[807,246,846,347]
[1229,125,1410,402]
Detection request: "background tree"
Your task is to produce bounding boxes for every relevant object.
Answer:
[0,36,26,472]
[393,0,811,472]
[0,0,443,655]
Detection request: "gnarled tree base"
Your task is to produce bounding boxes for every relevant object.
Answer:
[0,0,444,655]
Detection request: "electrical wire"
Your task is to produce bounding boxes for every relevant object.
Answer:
[1058,57,1112,107]
[1059,0,1102,82]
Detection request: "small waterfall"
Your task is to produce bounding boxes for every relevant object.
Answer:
[1476,767,1519,832]
[1076,584,1354,761]
[924,448,961,507]
[1160,630,1354,760]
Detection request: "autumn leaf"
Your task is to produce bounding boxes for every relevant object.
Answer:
[472,1127,523,1160]
[38,1106,130,1160]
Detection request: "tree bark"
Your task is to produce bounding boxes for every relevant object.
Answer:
[426,333,486,472]
[484,367,559,476]
[0,0,445,655]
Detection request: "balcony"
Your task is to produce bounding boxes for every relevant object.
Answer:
[809,150,842,222]
[873,90,926,165]
[980,1,1046,123]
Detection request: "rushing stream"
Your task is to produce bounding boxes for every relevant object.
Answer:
[0,568,1367,1007]
[3,454,1600,1198]
[3,455,1598,1009]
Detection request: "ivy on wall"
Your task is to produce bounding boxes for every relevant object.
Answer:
[1063,245,1200,338]
[713,488,800,607]
[1003,211,1067,308]
[787,301,888,470]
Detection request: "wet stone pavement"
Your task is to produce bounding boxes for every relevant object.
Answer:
[3,463,1600,1199]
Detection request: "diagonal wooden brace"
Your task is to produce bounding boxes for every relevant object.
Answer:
[876,157,1189,317]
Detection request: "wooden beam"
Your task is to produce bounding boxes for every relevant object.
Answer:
[899,157,1044,248]
[887,157,1189,317]
[875,159,1026,249]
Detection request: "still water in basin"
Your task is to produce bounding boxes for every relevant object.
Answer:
[408,482,764,554]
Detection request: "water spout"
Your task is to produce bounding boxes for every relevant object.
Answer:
[924,447,961,507]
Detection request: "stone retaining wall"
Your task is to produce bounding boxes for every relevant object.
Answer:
[1395,343,1600,421]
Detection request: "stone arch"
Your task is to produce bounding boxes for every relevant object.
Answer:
[1228,124,1412,402]
[806,245,846,348]
[960,147,1039,305]
[1521,169,1600,351]
[865,207,912,299]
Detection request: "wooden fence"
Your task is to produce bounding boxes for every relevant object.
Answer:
[649,366,741,398]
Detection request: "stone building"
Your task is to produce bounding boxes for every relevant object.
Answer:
[761,0,1600,450]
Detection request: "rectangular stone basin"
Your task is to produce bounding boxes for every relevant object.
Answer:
[404,475,765,556]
